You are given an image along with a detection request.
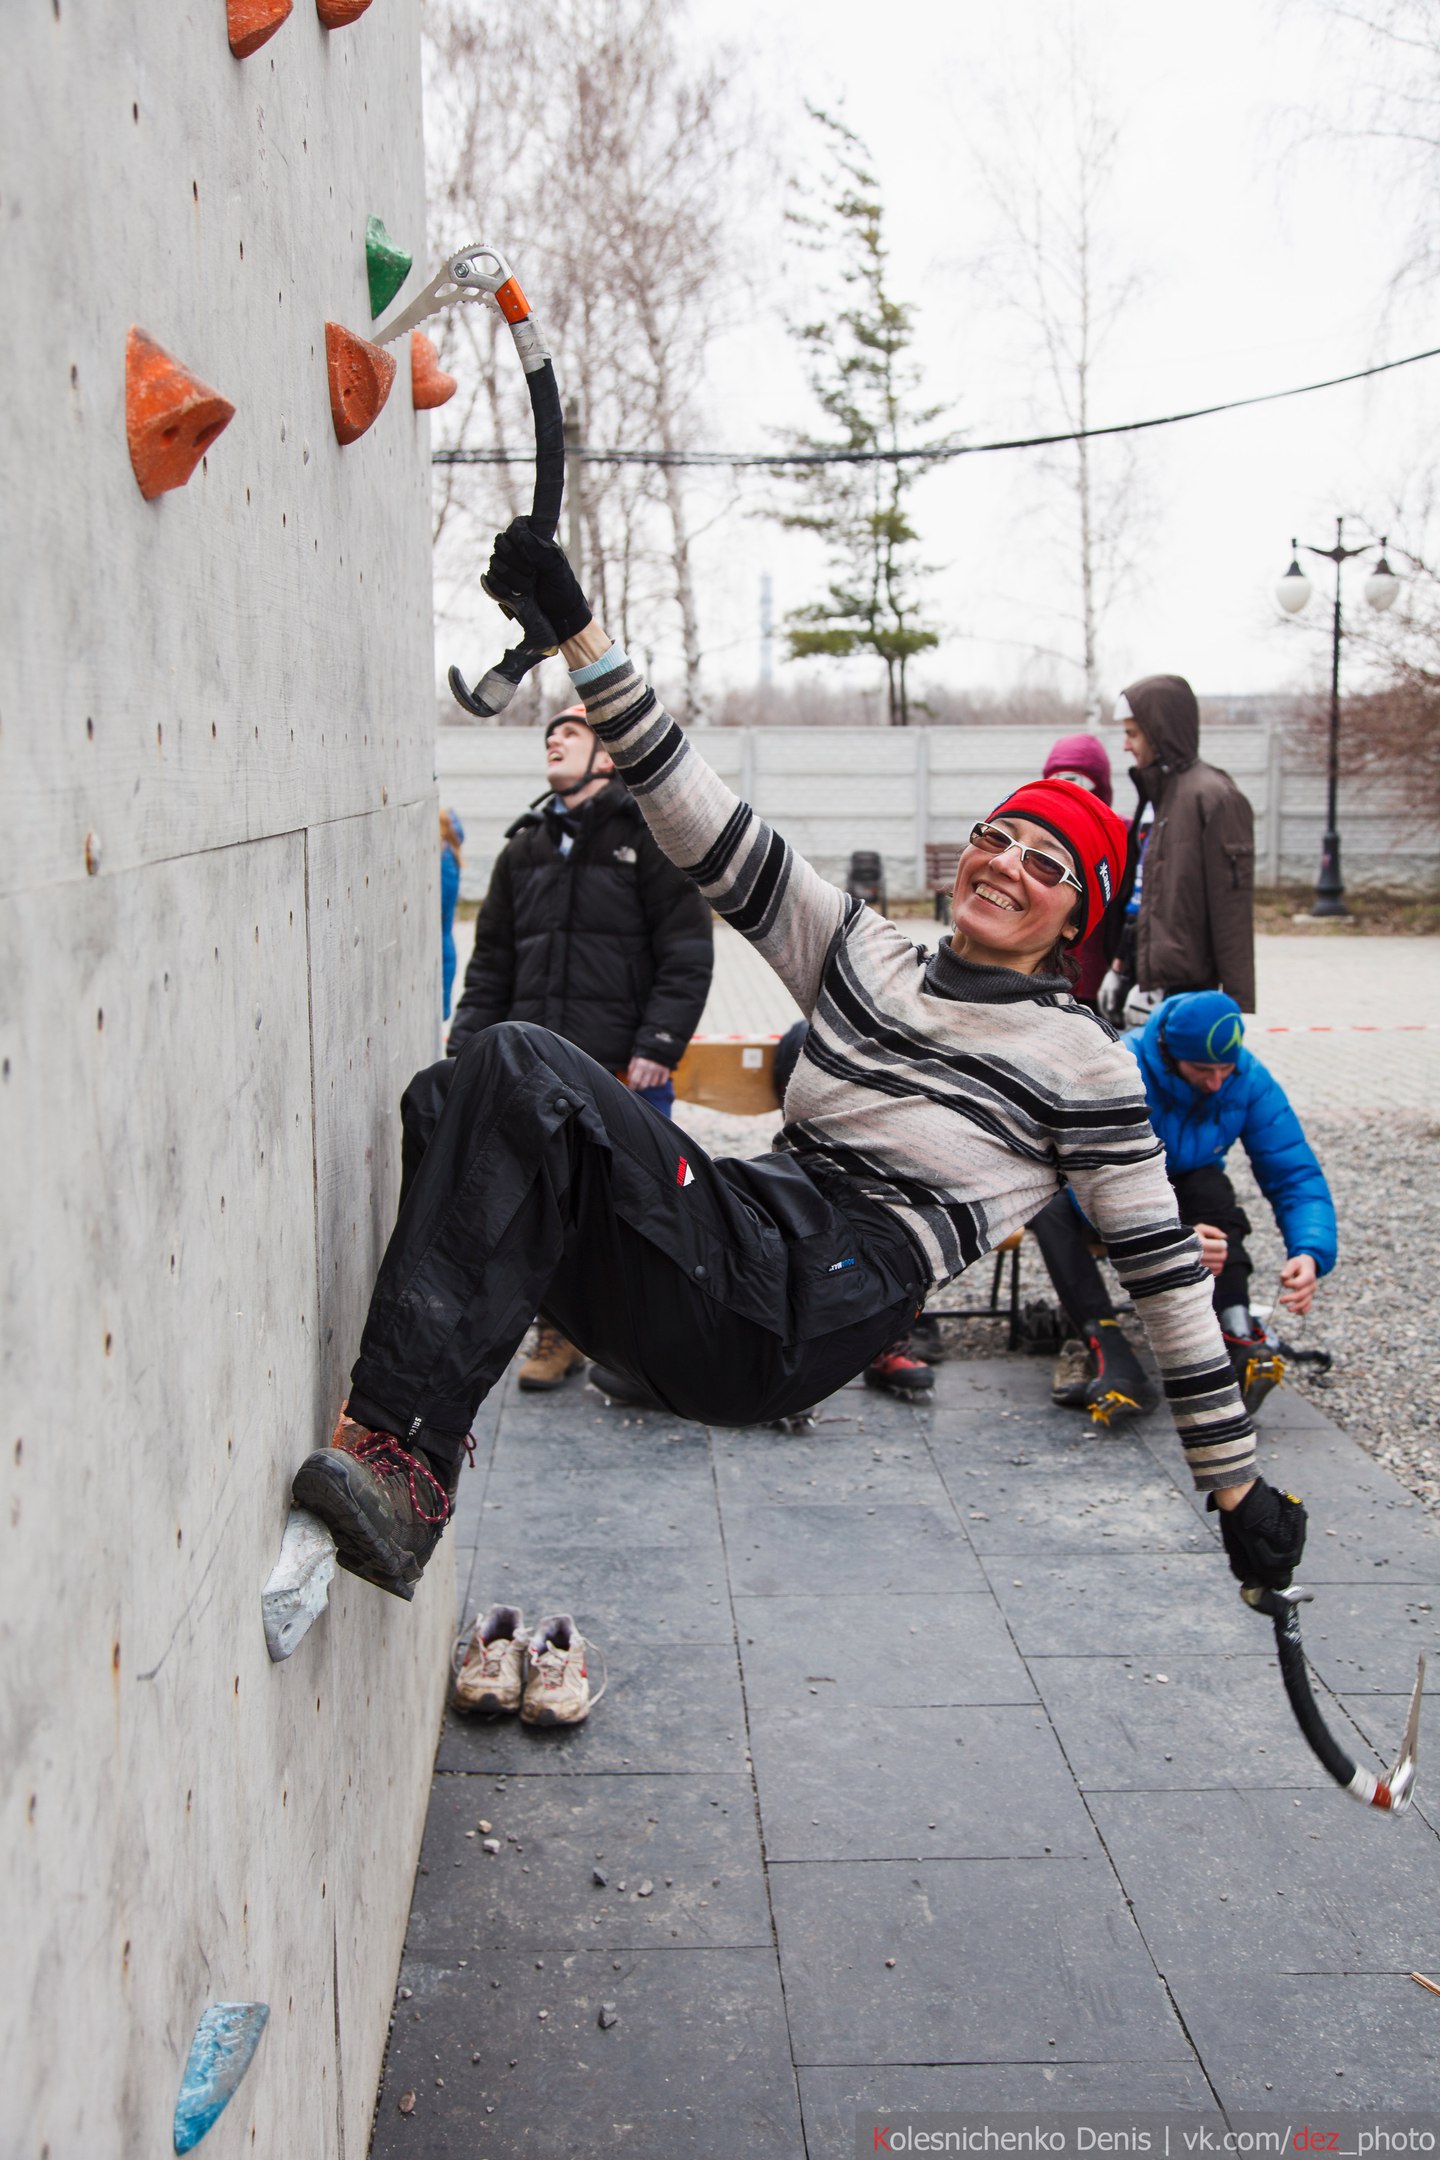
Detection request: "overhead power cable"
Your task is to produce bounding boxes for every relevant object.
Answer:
[432,339,1440,470]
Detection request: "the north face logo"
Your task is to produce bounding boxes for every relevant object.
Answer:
[1097,857,1113,904]
[613,845,637,864]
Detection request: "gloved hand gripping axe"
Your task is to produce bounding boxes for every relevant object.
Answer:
[375,242,566,717]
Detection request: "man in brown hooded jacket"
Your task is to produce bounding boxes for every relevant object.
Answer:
[1100,673,1256,1018]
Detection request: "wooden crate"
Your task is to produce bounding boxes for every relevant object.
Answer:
[672,1032,781,1114]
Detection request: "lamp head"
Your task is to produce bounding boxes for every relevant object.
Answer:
[1277,540,1312,616]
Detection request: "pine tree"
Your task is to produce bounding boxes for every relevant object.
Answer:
[780,110,954,725]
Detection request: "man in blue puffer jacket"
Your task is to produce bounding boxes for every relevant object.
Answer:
[1030,991,1337,1417]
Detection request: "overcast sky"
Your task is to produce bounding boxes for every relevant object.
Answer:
[439,0,1439,712]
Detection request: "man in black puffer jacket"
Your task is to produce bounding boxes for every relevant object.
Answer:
[441,705,713,1388]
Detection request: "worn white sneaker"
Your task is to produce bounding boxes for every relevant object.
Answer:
[521,1614,599,1727]
[452,1603,527,1715]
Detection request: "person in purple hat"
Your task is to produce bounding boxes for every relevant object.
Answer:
[1042,734,1114,1008]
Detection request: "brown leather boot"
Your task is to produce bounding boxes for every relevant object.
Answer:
[291,1407,460,1601]
[517,1323,587,1392]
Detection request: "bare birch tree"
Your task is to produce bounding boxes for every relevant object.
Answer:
[971,26,1150,726]
[420,0,746,718]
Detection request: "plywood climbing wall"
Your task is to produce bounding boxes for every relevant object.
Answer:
[0,5,446,2154]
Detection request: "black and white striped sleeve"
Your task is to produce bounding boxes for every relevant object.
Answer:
[574,643,850,1016]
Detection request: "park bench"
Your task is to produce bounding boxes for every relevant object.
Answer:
[924,840,965,920]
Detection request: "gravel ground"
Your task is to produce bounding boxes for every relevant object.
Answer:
[1229,1112,1440,1509]
[675,1102,1440,1511]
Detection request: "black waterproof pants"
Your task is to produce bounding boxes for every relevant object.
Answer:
[349,1023,923,1467]
[1030,1162,1253,1331]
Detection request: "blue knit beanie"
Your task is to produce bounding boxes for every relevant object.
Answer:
[1159,991,1245,1063]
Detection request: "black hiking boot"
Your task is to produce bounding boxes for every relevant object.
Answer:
[1069,1318,1159,1425]
[291,1407,462,1601]
[588,1362,666,1411]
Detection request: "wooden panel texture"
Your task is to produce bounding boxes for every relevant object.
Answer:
[1,6,449,2156]
[0,2,435,899]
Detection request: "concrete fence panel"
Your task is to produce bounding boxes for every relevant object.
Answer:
[441,718,1437,900]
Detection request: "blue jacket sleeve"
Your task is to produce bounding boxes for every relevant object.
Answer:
[1240,1063,1338,1274]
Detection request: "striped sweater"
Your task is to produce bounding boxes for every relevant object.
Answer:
[575,645,1255,1493]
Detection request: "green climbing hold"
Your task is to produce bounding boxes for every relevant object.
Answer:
[365,216,412,319]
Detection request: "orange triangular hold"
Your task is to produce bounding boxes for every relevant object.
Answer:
[316,0,372,23]
[410,332,458,412]
[125,329,236,501]
[227,0,292,57]
[325,322,397,445]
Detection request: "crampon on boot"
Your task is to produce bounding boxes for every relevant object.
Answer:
[1073,1318,1159,1426]
[291,1407,467,1601]
[863,1342,935,1400]
[1221,1311,1286,1418]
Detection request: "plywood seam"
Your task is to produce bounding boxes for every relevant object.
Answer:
[4,795,442,902]
[302,826,324,1399]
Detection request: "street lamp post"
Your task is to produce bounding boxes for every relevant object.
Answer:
[1276,518,1400,918]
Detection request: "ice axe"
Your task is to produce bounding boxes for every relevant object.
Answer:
[1242,1580,1424,1812]
[374,242,565,717]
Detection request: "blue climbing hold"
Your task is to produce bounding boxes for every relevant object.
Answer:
[173,2002,270,2153]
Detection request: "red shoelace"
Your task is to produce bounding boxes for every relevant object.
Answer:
[344,1429,463,1527]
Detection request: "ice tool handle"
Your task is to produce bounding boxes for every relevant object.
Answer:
[375,244,566,718]
[1243,1582,1424,1814]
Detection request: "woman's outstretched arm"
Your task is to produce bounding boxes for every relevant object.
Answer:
[562,622,852,1018]
[1060,1046,1256,1503]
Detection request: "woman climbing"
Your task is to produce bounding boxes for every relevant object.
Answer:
[291,521,1307,1609]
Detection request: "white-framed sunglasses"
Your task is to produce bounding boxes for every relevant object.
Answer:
[968,820,1083,895]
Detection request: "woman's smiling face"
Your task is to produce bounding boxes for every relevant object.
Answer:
[949,816,1081,973]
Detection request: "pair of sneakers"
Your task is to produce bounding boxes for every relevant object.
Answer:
[452,1604,600,1726]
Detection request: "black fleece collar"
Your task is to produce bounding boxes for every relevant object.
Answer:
[925,938,1069,1005]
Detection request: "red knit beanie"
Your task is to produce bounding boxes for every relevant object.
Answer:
[984,778,1130,939]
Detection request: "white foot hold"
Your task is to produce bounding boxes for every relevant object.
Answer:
[262,1508,338,1661]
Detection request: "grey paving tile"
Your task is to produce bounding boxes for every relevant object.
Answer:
[799,2064,1218,2155]
[1271,1481,1440,1584]
[500,1381,705,1446]
[492,1396,712,1470]
[435,1644,748,1775]
[1090,1785,1440,1977]
[1334,1688,1430,1763]
[1031,1654,1332,1790]
[725,1502,984,1596]
[370,1948,803,2160]
[471,1469,723,1554]
[933,1414,1168,1465]
[769,1856,1194,2066]
[1278,1583,1440,1693]
[714,1426,949,1505]
[448,1374,511,1556]
[984,1553,1261,1658]
[459,1538,733,1645]
[926,1355,1059,1417]
[1169,1969,1440,2110]
[734,1592,1036,1709]
[401,1772,770,1956]
[749,1703,1095,1861]
[936,1451,1212,1557]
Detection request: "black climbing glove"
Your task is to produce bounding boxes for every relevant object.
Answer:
[1209,1476,1307,1590]
[485,517,593,644]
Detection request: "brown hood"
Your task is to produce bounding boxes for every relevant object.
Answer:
[1123,673,1200,777]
